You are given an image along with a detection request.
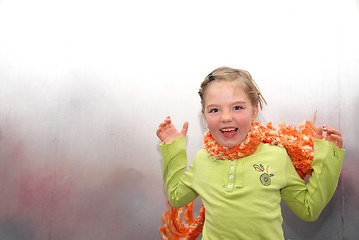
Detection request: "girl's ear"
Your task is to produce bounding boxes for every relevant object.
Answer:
[252,104,259,121]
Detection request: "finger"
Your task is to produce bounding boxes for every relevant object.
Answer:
[158,120,167,130]
[164,116,171,125]
[324,126,342,137]
[160,116,171,128]
[157,117,171,136]
[326,134,343,148]
[180,121,189,136]
[156,123,167,137]
[156,127,163,139]
[326,134,342,143]
[316,126,323,139]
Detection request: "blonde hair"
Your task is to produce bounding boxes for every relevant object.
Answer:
[198,66,267,111]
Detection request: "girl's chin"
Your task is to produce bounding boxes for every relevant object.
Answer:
[217,135,247,149]
[219,140,241,149]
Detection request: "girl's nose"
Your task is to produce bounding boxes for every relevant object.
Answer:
[221,111,232,122]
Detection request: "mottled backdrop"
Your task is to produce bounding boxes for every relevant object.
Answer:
[0,0,358,239]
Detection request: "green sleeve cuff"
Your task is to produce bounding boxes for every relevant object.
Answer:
[312,139,345,173]
[160,136,187,165]
[160,136,188,186]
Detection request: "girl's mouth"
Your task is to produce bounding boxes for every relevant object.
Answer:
[220,128,238,138]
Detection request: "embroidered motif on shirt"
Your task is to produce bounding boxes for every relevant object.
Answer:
[253,163,274,186]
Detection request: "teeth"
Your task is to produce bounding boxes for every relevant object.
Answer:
[221,128,236,132]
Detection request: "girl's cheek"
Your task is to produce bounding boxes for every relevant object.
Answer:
[236,112,253,124]
[205,116,218,130]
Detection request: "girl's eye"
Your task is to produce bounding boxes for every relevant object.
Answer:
[209,108,219,113]
[234,106,243,111]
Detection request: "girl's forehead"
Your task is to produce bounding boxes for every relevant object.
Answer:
[206,80,246,95]
[204,81,249,103]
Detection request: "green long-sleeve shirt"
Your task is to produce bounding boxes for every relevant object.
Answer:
[161,137,345,240]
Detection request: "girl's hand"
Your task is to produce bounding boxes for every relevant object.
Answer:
[316,126,343,149]
[156,116,189,144]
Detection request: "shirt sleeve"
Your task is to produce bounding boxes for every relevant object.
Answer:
[160,136,199,208]
[281,139,345,221]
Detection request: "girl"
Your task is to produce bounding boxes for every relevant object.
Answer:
[156,67,345,240]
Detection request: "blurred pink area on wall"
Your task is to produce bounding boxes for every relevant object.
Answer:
[0,136,165,240]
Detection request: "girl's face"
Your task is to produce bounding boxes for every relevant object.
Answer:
[204,80,258,149]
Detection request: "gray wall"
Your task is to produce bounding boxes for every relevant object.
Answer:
[0,0,358,239]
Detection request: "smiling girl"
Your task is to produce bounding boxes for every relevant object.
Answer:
[156,67,345,240]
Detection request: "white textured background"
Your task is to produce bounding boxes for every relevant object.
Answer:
[0,0,358,239]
